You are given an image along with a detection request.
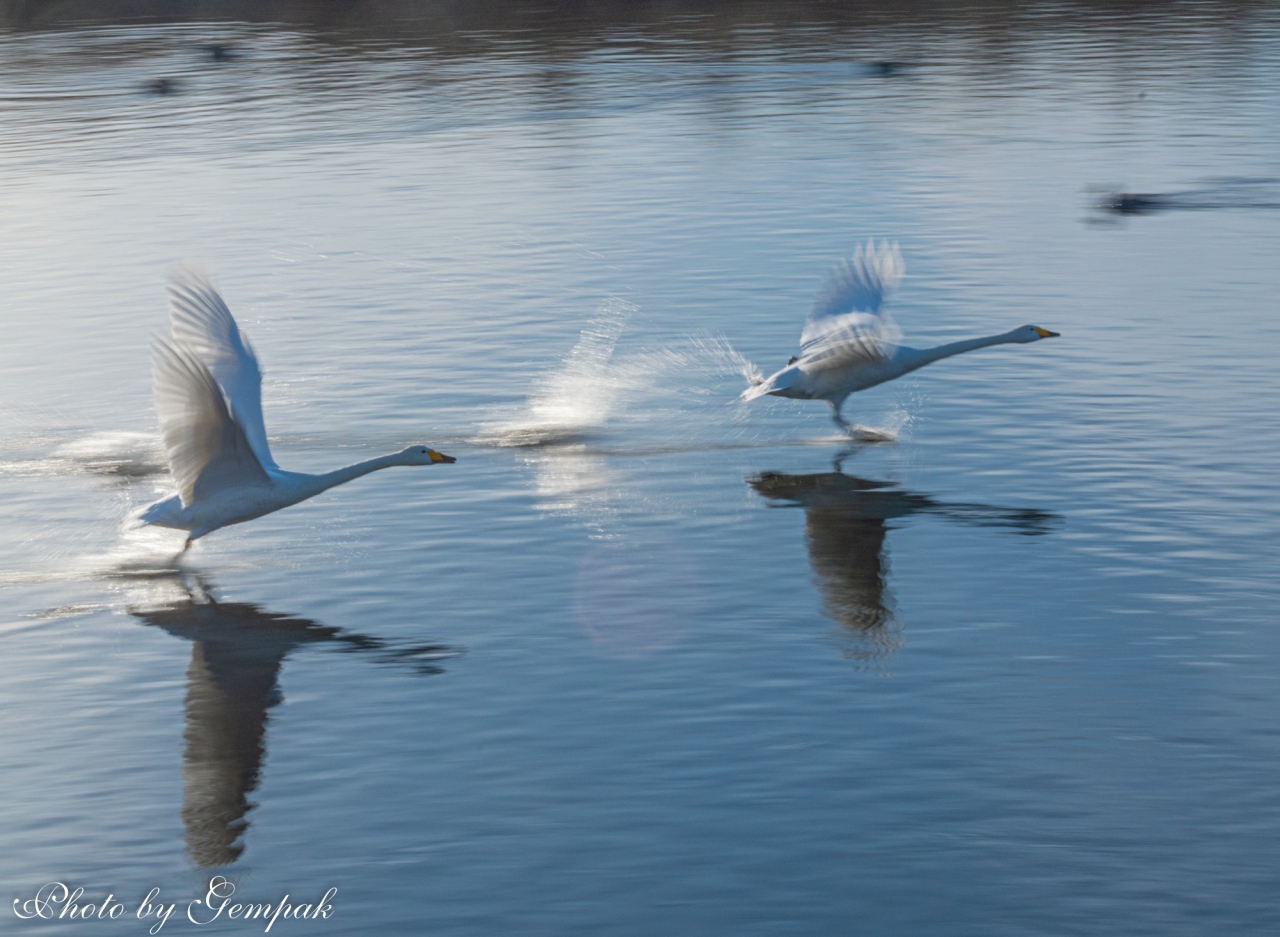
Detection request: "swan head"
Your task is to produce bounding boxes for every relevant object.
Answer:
[397,446,456,465]
[1011,324,1060,344]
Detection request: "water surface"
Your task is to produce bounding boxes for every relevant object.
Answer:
[3,3,1280,934]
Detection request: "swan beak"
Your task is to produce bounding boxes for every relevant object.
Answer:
[428,450,456,464]
[1034,327,1060,338]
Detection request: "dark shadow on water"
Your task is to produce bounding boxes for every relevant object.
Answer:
[747,465,1057,663]
[129,574,459,868]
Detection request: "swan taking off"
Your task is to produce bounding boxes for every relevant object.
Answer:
[139,267,454,548]
[741,242,1059,432]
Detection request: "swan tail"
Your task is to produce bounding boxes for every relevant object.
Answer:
[135,494,187,530]
[741,365,804,402]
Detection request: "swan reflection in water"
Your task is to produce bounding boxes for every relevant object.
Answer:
[748,464,1058,662]
[128,575,458,867]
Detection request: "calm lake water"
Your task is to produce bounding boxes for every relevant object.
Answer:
[3,2,1280,934]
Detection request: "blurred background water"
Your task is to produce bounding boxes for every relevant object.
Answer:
[2,1,1280,934]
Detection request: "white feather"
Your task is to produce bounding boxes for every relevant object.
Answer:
[798,240,903,370]
[167,265,278,471]
[151,340,270,507]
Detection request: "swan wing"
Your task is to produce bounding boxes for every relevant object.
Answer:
[799,241,904,369]
[167,266,278,470]
[152,341,272,507]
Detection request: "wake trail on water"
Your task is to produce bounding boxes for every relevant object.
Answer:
[0,430,167,480]
[0,483,196,592]
[0,431,202,591]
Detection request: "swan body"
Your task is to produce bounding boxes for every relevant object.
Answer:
[742,242,1059,430]
[139,267,454,545]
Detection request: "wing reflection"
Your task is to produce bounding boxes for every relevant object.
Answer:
[747,468,1057,662]
[129,575,458,867]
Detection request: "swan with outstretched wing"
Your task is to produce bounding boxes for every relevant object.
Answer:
[742,241,1059,433]
[139,266,454,550]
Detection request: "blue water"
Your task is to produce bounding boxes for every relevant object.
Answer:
[3,4,1280,934]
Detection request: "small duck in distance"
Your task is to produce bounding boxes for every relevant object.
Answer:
[741,241,1059,434]
[139,267,454,551]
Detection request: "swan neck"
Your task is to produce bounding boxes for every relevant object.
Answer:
[308,453,403,496]
[909,330,1020,369]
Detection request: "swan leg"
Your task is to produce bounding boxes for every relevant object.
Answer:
[829,399,896,443]
[828,400,853,434]
[179,536,193,556]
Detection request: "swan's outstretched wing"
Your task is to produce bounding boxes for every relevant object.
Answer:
[167,267,278,471]
[153,341,271,506]
[798,241,904,370]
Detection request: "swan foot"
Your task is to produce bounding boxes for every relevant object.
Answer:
[846,424,897,443]
[829,404,895,443]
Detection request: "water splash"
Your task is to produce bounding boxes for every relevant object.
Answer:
[842,406,913,444]
[478,292,767,450]
[480,298,636,447]
[480,297,912,547]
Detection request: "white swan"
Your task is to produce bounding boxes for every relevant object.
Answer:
[139,267,454,549]
[742,242,1059,432]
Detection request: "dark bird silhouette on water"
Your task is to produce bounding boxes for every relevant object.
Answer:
[1094,178,1280,217]
[145,78,180,95]
[201,44,237,62]
[131,575,458,866]
[748,467,1057,662]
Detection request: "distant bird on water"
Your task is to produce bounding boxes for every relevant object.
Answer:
[200,43,238,62]
[139,267,455,550]
[741,241,1059,433]
[145,78,180,95]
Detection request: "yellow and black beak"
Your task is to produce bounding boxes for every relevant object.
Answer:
[428,450,456,464]
[1033,327,1060,338]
